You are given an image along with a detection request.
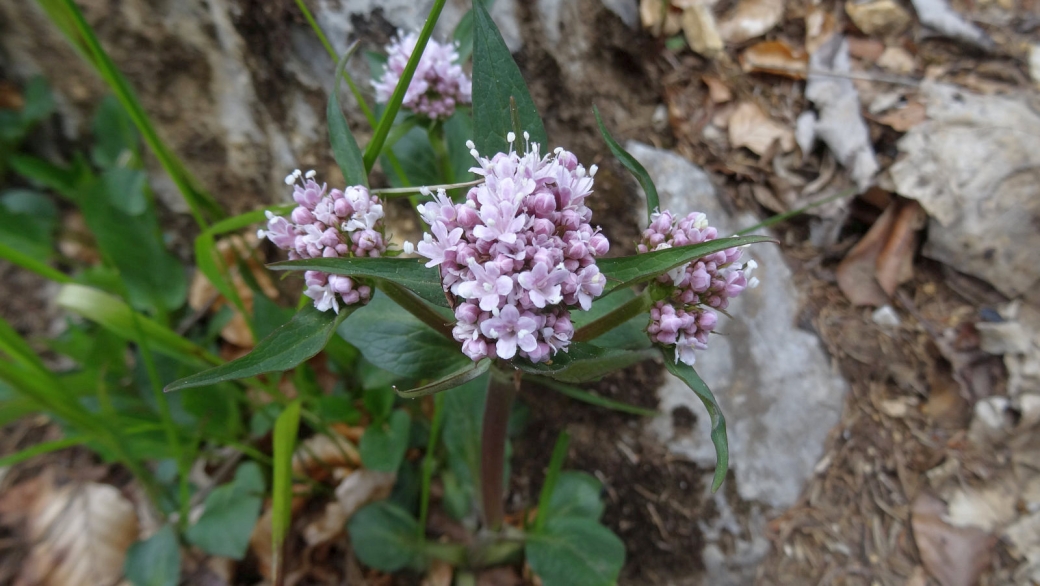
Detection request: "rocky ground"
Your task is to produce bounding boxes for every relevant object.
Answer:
[1,0,1039,584]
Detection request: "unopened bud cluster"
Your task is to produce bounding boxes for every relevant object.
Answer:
[258,170,387,314]
[372,32,472,120]
[415,135,609,363]
[639,210,757,365]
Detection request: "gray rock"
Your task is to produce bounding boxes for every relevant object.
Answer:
[890,82,1040,298]
[623,141,849,576]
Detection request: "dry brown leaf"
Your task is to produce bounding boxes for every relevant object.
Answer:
[0,81,24,110]
[682,4,723,57]
[292,433,361,480]
[875,101,927,131]
[479,566,524,586]
[728,101,795,156]
[189,233,280,348]
[250,506,275,581]
[846,36,885,61]
[805,8,837,54]
[837,202,896,306]
[878,46,916,74]
[751,184,786,213]
[845,0,912,36]
[335,469,396,518]
[17,481,139,586]
[876,199,925,295]
[640,0,683,36]
[717,0,784,43]
[701,75,733,103]
[302,502,349,546]
[740,40,808,79]
[912,493,995,586]
[421,559,454,586]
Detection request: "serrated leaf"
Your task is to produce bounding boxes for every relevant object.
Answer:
[597,235,774,298]
[339,292,468,379]
[165,304,352,392]
[594,106,659,222]
[186,462,265,560]
[662,358,728,492]
[329,45,368,187]
[472,0,546,154]
[395,358,490,398]
[348,501,423,571]
[360,409,411,472]
[525,517,625,586]
[269,256,449,308]
[124,524,180,586]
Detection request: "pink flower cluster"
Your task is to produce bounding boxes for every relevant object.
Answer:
[639,210,757,365]
[372,32,472,120]
[258,170,386,314]
[415,136,609,363]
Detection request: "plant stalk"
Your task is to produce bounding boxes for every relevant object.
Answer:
[428,122,455,184]
[480,372,518,531]
[376,280,454,340]
[572,288,654,342]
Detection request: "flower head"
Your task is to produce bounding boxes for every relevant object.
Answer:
[372,32,472,120]
[258,170,387,313]
[416,137,609,363]
[639,210,755,366]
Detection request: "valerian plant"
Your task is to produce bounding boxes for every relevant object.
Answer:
[164,1,772,583]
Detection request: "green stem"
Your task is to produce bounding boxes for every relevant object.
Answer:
[737,186,857,235]
[428,122,455,184]
[377,280,454,340]
[572,288,654,342]
[418,392,446,541]
[480,374,517,531]
[362,0,448,171]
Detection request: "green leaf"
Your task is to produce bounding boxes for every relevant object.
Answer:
[594,106,658,222]
[339,293,468,380]
[55,284,215,368]
[124,524,180,586]
[269,256,448,308]
[533,431,569,532]
[0,436,86,468]
[515,342,657,383]
[395,358,490,398]
[531,376,657,417]
[571,288,652,350]
[272,400,302,578]
[380,112,476,188]
[165,304,352,392]
[91,95,138,169]
[440,372,490,519]
[348,501,423,571]
[525,517,625,586]
[472,0,547,154]
[329,45,368,187]
[597,235,774,298]
[360,409,411,472]
[21,76,55,126]
[662,358,728,492]
[363,386,395,422]
[101,167,148,215]
[8,153,89,200]
[546,472,604,521]
[0,189,57,259]
[186,462,265,559]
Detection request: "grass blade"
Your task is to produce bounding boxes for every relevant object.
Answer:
[594,106,658,223]
[271,400,302,584]
[529,376,657,417]
[533,431,570,533]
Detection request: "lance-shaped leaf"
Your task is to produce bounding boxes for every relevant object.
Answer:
[594,106,658,223]
[515,342,657,383]
[395,358,490,398]
[597,235,774,297]
[662,358,728,492]
[328,43,368,187]
[472,0,547,154]
[269,257,449,309]
[165,304,353,392]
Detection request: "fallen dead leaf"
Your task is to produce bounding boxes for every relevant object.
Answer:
[302,501,349,546]
[912,493,995,586]
[751,184,786,213]
[701,74,733,103]
[874,100,927,131]
[717,0,784,43]
[847,36,886,61]
[728,101,795,156]
[640,0,682,36]
[805,7,837,54]
[250,506,275,581]
[480,566,524,586]
[0,81,24,110]
[421,559,454,586]
[682,4,723,57]
[293,433,362,481]
[878,46,916,74]
[740,40,808,79]
[335,469,397,518]
[875,199,925,295]
[17,480,140,586]
[845,0,912,36]
[836,201,895,306]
